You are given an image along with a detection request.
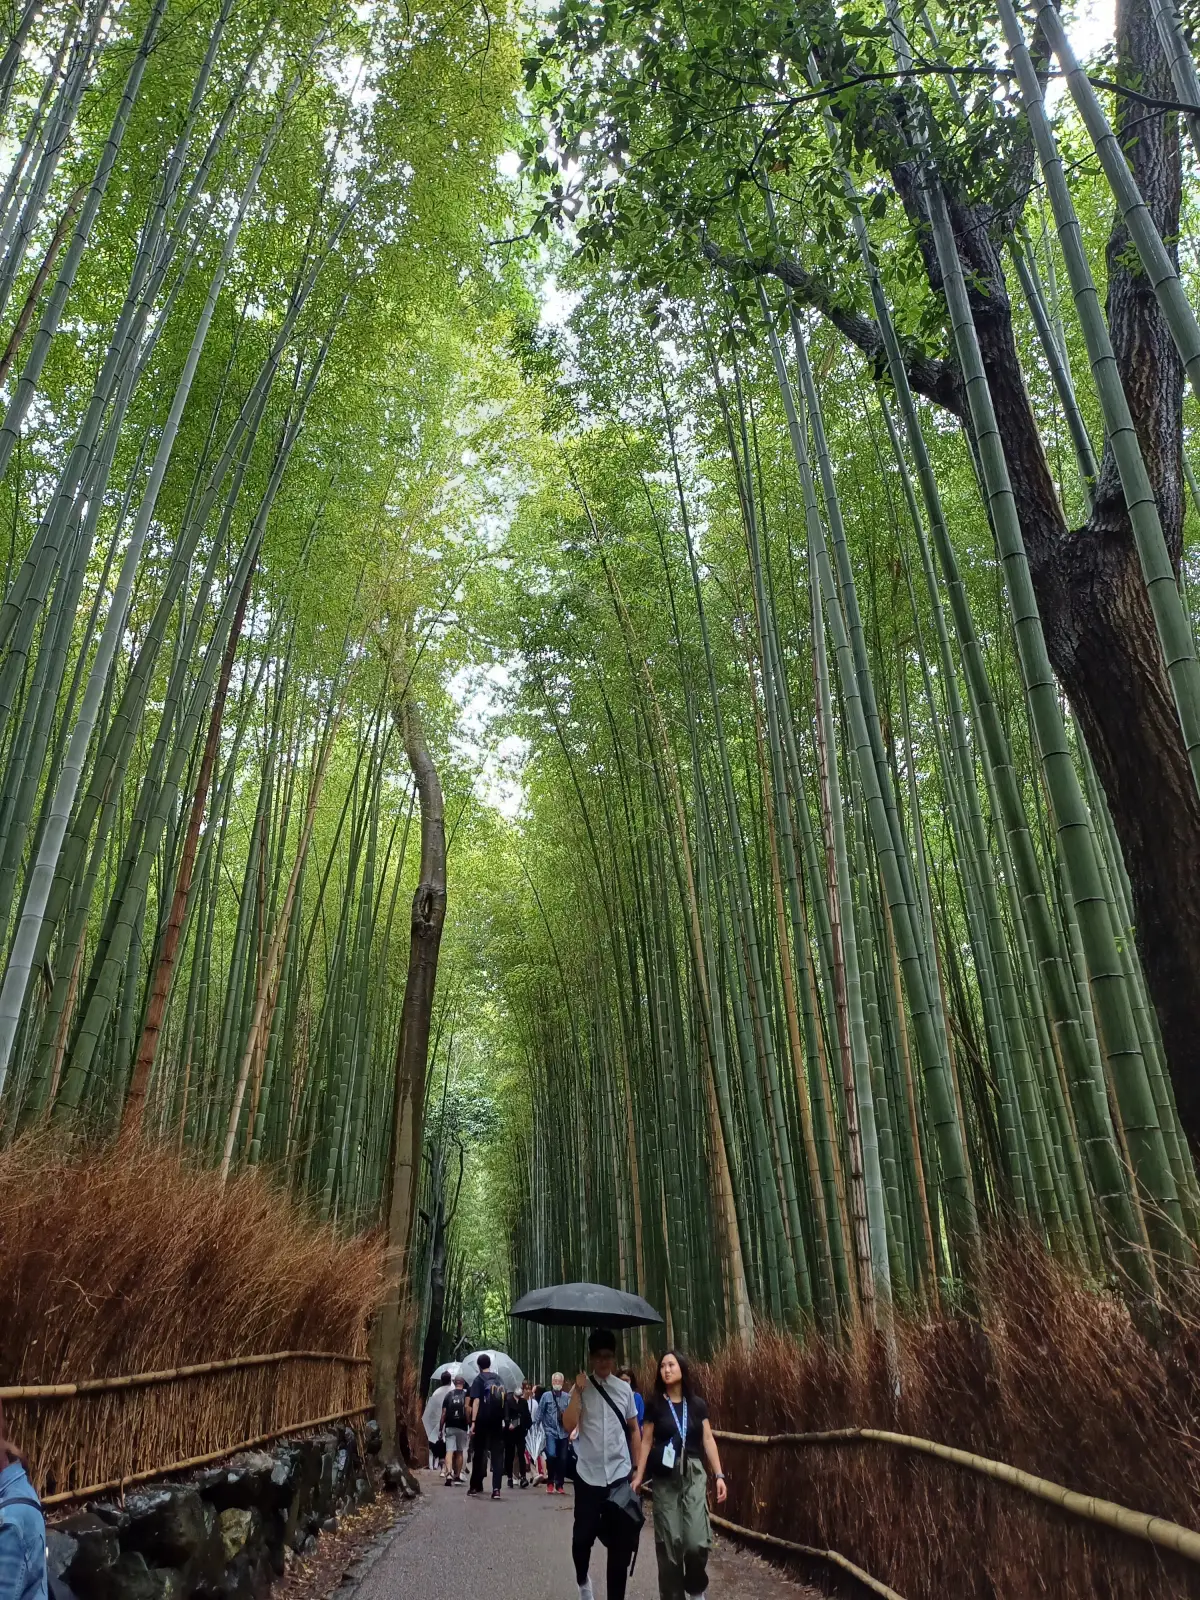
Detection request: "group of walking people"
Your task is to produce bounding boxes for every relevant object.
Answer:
[428,1331,726,1600]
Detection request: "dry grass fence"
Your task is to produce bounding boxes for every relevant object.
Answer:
[700,1243,1200,1600]
[0,1137,383,1497]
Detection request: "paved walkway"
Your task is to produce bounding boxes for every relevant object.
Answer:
[355,1470,822,1600]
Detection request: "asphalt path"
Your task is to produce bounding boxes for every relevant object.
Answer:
[355,1468,823,1600]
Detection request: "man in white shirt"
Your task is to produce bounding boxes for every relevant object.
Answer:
[561,1329,641,1600]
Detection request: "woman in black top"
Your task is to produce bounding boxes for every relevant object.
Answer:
[630,1352,726,1599]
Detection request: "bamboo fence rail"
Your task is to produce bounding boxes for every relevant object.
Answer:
[713,1427,1200,1566]
[710,1513,906,1600]
[8,1350,372,1497]
[1,1350,370,1401]
[41,1403,374,1508]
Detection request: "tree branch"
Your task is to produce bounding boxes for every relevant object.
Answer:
[699,236,964,417]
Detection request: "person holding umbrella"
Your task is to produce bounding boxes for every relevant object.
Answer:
[630,1351,727,1600]
[561,1329,641,1600]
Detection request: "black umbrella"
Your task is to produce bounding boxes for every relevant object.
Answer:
[510,1281,664,1330]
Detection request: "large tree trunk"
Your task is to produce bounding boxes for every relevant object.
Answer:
[743,0,1200,1147]
[370,691,446,1476]
[1040,0,1198,1148]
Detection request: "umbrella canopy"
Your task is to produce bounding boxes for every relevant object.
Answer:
[428,1360,462,1389]
[422,1381,454,1443]
[510,1282,663,1330]
[459,1349,525,1390]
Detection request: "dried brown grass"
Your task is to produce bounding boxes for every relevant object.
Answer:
[701,1242,1200,1600]
[0,1136,384,1495]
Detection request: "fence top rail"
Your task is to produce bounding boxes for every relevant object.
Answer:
[710,1513,906,1600]
[2,1349,370,1401]
[40,1403,374,1508]
[712,1425,1200,1566]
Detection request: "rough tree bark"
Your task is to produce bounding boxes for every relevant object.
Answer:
[715,0,1200,1148]
[370,689,447,1476]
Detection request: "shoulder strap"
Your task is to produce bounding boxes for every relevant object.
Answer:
[2,1497,44,1517]
[588,1375,634,1468]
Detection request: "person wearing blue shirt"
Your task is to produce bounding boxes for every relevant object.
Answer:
[0,1403,47,1600]
[618,1369,645,1436]
[537,1373,571,1494]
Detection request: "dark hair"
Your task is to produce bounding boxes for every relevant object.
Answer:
[439,1371,452,1385]
[588,1327,617,1355]
[478,1354,492,1370]
[618,1366,640,1393]
[653,1349,695,1401]
[0,1401,25,1470]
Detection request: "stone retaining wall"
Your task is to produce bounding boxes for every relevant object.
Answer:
[46,1424,382,1600]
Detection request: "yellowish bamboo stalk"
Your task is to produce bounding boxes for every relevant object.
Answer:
[2,1350,369,1400]
[710,1514,906,1600]
[711,1428,1200,1563]
[40,1404,373,1508]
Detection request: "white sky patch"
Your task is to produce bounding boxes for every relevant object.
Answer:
[1047,0,1115,106]
[450,663,529,819]
[539,271,580,330]
[1066,0,1115,56]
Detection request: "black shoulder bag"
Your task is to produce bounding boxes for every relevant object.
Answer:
[587,1376,645,1538]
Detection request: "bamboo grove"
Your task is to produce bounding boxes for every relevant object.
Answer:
[0,0,525,1241]
[7,0,1200,1388]
[500,0,1200,1359]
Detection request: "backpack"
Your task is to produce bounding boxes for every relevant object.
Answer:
[477,1375,506,1428]
[444,1389,468,1430]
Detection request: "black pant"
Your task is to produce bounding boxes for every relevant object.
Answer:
[547,1441,567,1490]
[572,1478,638,1600]
[504,1428,527,1482]
[469,1428,504,1492]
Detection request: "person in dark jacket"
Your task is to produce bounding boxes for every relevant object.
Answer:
[503,1387,529,1488]
[467,1356,507,1499]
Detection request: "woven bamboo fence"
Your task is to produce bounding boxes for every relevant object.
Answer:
[7,1351,371,1499]
[711,1427,1200,1568]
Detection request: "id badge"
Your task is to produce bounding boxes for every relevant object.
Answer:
[661,1441,676,1470]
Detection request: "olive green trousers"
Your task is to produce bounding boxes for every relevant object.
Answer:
[651,1456,712,1599]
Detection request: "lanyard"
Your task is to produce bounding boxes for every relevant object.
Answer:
[666,1396,688,1452]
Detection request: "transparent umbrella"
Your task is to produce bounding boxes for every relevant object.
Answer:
[459,1349,524,1390]
[428,1360,462,1389]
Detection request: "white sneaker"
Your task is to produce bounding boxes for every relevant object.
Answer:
[577,1582,595,1600]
